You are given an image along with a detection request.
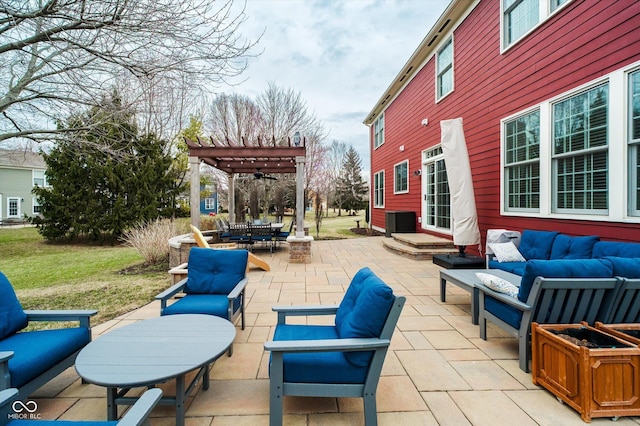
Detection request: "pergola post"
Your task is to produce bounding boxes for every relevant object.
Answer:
[295,155,305,237]
[228,173,236,224]
[189,156,200,229]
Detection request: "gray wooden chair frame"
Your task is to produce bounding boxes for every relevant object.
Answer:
[606,277,640,323]
[0,309,97,398]
[0,387,162,426]
[477,277,619,372]
[264,295,405,426]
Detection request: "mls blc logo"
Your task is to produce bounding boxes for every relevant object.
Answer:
[9,400,41,419]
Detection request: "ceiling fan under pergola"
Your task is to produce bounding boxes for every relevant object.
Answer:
[253,169,277,181]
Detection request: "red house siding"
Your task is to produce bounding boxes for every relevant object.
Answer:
[370,0,640,249]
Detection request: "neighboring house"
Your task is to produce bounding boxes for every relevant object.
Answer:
[364,0,640,250]
[200,183,218,215]
[0,149,48,222]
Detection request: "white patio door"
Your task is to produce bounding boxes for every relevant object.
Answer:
[7,197,20,218]
[421,146,451,232]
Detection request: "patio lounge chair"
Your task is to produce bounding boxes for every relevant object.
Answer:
[156,247,248,355]
[264,267,405,426]
[0,272,97,398]
[0,387,162,425]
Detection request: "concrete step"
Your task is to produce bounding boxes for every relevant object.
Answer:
[390,233,457,249]
[382,237,458,260]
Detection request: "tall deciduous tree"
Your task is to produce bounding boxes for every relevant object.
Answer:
[0,0,257,144]
[336,146,368,215]
[33,92,181,241]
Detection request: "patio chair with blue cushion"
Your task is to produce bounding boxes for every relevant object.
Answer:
[0,272,97,398]
[264,267,405,426]
[0,387,162,426]
[156,247,249,355]
[603,257,640,323]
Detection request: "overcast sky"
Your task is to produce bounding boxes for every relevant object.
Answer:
[226,0,451,170]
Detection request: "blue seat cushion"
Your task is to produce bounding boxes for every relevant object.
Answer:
[605,257,640,278]
[273,324,368,384]
[162,294,239,318]
[592,241,640,258]
[550,235,599,260]
[517,230,559,260]
[487,260,526,276]
[185,248,247,294]
[0,328,90,388]
[335,271,394,367]
[0,272,27,340]
[484,296,523,330]
[517,258,613,303]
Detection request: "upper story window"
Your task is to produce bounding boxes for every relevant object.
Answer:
[33,170,48,187]
[503,0,573,49]
[394,160,409,194]
[373,114,385,149]
[373,170,384,208]
[504,110,540,211]
[437,38,454,100]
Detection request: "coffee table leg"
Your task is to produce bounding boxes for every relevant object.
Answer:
[471,287,479,325]
[106,387,117,420]
[176,374,186,426]
[440,277,447,302]
[203,364,210,390]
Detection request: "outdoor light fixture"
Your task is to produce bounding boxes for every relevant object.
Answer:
[413,169,422,176]
[293,131,301,146]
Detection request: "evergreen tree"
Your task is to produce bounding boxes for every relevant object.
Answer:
[33,92,181,241]
[336,147,368,215]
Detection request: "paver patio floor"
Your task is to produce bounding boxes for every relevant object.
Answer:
[28,237,640,425]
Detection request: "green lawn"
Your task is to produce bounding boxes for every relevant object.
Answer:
[0,212,372,326]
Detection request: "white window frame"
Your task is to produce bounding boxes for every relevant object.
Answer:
[373,114,385,149]
[500,60,640,223]
[422,146,451,232]
[205,198,216,210]
[503,108,541,212]
[501,0,573,52]
[394,160,409,194]
[32,170,47,187]
[373,170,385,208]
[436,37,454,101]
[7,197,20,218]
[32,198,42,215]
[628,68,640,216]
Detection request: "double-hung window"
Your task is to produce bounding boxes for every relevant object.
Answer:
[629,70,640,216]
[552,84,609,214]
[373,170,384,208]
[373,114,384,149]
[437,38,453,100]
[504,110,540,211]
[503,0,572,48]
[394,161,409,194]
[33,170,47,187]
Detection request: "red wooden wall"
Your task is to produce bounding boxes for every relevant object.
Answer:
[370,0,640,247]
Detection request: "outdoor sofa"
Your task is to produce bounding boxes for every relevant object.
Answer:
[475,229,640,371]
[0,272,97,398]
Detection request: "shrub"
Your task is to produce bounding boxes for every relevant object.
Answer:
[121,219,177,265]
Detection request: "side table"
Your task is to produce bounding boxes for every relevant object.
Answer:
[433,254,485,269]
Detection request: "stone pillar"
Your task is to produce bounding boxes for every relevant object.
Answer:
[189,156,200,229]
[287,235,313,263]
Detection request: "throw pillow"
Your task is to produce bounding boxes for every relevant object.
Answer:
[475,272,519,297]
[488,242,526,263]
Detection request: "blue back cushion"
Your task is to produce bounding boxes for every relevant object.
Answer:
[335,267,375,328]
[518,258,613,303]
[185,248,248,294]
[550,235,599,260]
[335,270,394,367]
[605,257,640,278]
[592,241,640,258]
[0,272,27,340]
[517,230,559,260]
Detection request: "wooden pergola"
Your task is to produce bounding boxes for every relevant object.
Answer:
[185,136,307,236]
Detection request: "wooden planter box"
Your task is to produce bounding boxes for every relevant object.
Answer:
[531,322,640,422]
[595,322,640,346]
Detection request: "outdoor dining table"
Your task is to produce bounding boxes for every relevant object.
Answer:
[75,314,236,426]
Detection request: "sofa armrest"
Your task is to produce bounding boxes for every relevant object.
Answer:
[265,337,389,353]
[476,283,531,311]
[228,276,249,300]
[272,305,339,324]
[24,310,97,328]
[0,353,13,391]
[118,388,163,426]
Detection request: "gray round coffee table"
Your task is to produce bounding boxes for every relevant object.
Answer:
[75,314,236,426]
